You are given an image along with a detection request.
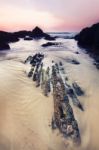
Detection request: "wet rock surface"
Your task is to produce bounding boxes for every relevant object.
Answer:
[65,58,80,65]
[42,42,61,47]
[71,59,80,65]
[51,64,81,145]
[72,82,84,96]
[24,53,85,146]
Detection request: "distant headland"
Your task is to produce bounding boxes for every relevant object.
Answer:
[0,26,56,50]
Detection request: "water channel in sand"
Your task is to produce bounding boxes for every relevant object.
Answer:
[0,35,99,150]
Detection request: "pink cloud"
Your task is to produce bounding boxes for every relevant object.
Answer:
[0,0,99,31]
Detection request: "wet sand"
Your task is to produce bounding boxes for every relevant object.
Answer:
[0,60,69,150]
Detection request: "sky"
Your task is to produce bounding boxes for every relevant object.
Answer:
[0,0,99,32]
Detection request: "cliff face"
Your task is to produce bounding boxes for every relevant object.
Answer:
[75,23,99,54]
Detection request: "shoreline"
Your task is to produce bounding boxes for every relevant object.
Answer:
[0,35,99,150]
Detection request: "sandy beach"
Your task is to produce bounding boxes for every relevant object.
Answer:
[0,38,99,150]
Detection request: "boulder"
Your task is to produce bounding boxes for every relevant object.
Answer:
[75,51,80,54]
[71,59,80,65]
[66,58,80,65]
[42,42,61,47]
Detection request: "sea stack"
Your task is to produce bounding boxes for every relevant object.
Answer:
[31,26,44,38]
[31,26,56,40]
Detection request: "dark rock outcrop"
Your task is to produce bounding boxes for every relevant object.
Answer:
[24,54,83,145]
[0,26,56,50]
[25,53,44,67]
[65,58,80,65]
[71,59,80,65]
[75,23,99,54]
[13,31,31,38]
[31,26,56,40]
[72,82,84,96]
[13,27,56,40]
[0,42,10,50]
[42,42,61,47]
[0,31,19,43]
[75,23,99,68]
[44,34,56,41]
[75,51,80,54]
[0,31,19,50]
[31,27,44,38]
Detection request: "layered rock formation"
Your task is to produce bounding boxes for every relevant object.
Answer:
[24,53,84,145]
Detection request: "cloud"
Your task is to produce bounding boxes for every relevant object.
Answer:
[0,0,99,31]
[0,4,64,31]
